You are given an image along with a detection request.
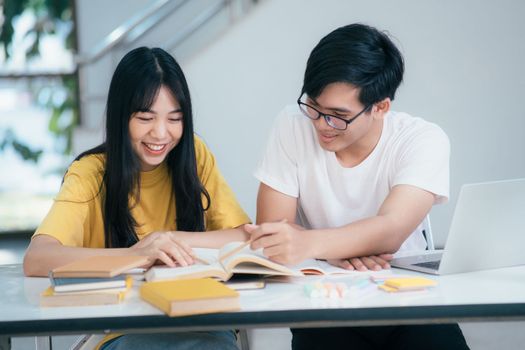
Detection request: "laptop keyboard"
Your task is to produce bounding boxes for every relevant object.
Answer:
[413,260,441,270]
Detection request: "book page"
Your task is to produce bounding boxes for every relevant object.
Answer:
[193,248,220,265]
[291,259,394,276]
[230,261,298,276]
[144,261,229,282]
[217,241,248,260]
[219,243,301,276]
[290,259,352,275]
[291,259,354,275]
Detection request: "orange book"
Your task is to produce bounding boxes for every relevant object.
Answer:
[140,278,240,317]
[51,255,149,278]
[40,279,131,307]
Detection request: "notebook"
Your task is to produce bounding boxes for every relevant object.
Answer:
[391,178,525,275]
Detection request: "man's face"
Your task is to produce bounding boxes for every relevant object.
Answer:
[307,82,376,155]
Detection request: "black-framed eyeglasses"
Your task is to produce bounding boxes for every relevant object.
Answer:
[297,95,371,131]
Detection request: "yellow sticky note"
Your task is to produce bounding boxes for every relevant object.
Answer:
[378,284,399,293]
[384,277,437,291]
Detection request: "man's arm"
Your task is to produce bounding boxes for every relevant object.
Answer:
[256,183,298,224]
[250,183,434,265]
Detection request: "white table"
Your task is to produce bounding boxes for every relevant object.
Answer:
[1,264,525,348]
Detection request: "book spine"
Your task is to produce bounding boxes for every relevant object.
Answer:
[140,285,171,315]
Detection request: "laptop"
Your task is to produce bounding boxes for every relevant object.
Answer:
[391,178,525,275]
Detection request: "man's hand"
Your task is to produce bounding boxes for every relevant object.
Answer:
[326,254,393,271]
[245,221,313,265]
[131,231,195,267]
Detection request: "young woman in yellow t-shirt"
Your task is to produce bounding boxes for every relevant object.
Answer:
[23,47,250,350]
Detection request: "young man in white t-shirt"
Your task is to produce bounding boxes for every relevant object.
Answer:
[247,24,469,350]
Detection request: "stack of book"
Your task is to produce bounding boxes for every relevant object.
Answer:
[40,255,148,307]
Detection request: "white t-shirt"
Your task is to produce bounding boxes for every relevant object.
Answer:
[254,105,450,252]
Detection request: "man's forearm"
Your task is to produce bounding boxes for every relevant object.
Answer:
[307,215,408,260]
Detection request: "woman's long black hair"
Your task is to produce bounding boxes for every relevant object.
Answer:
[76,47,210,248]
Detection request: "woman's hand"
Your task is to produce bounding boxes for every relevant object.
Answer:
[131,231,195,267]
[326,254,393,271]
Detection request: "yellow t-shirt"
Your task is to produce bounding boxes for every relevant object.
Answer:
[35,136,250,349]
[35,135,250,245]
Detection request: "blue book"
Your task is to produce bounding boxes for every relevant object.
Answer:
[49,273,128,293]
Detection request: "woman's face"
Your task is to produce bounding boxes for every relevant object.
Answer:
[128,86,183,171]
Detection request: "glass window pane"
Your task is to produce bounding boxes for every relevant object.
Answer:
[1,1,77,233]
[0,77,75,231]
[0,2,75,74]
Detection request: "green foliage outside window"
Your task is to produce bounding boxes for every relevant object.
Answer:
[1,0,74,59]
[0,0,78,163]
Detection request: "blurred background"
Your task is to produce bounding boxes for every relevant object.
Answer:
[1,0,524,349]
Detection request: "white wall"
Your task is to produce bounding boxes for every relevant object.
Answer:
[183,0,525,246]
[74,0,151,149]
[70,2,525,349]
[75,0,525,245]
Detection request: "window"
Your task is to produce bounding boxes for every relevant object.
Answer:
[0,1,78,232]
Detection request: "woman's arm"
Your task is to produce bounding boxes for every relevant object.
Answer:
[23,233,196,277]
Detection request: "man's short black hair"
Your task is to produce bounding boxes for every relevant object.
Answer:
[301,23,404,107]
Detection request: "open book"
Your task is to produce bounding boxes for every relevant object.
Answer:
[145,241,387,282]
[145,241,301,282]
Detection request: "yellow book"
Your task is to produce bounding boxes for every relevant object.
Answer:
[140,278,240,317]
[383,277,437,291]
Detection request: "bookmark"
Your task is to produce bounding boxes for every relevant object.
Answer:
[227,219,286,263]
[218,240,252,262]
